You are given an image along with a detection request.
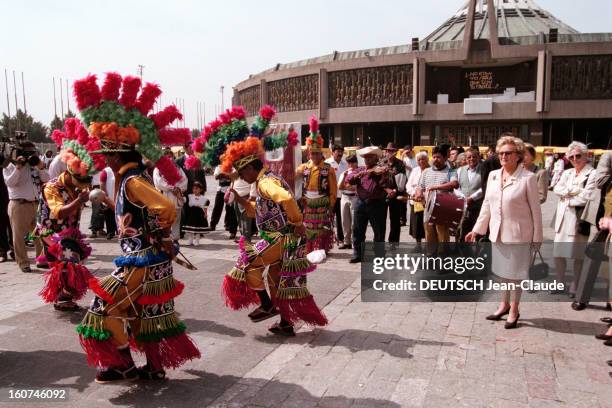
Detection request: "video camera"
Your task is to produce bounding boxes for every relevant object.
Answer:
[0,130,41,168]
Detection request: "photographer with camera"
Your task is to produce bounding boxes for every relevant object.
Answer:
[2,141,49,272]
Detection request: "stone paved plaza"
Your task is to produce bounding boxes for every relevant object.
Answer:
[0,191,611,408]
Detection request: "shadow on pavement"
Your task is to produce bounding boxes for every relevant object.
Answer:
[108,369,402,408]
[521,317,603,335]
[181,318,246,338]
[254,328,455,359]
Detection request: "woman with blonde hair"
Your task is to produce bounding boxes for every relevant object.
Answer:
[552,141,597,297]
[466,134,543,329]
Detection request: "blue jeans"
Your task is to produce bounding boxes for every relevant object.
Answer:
[352,198,387,259]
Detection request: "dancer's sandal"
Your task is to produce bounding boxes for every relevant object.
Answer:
[138,364,166,381]
[53,301,80,312]
[248,306,279,323]
[95,365,138,384]
[268,322,296,337]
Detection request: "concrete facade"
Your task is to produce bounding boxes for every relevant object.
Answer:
[234,0,612,148]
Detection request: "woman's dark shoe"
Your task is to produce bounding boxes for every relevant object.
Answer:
[349,257,361,263]
[268,322,296,337]
[601,317,612,324]
[605,339,612,347]
[571,302,587,311]
[95,365,138,384]
[606,303,612,311]
[595,333,612,341]
[504,314,520,330]
[53,301,80,312]
[248,306,279,323]
[486,307,511,321]
[607,360,612,367]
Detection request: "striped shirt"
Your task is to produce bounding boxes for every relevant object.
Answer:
[418,164,452,191]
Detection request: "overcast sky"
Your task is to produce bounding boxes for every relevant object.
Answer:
[1,0,610,129]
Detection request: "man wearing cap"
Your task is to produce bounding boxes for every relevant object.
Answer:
[345,146,393,263]
[325,144,348,247]
[383,143,407,246]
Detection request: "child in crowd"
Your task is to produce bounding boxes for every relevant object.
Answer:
[182,181,210,246]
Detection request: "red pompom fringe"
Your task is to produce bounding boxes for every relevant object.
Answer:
[136,333,201,370]
[79,337,130,368]
[274,295,328,326]
[221,274,260,310]
[149,105,182,130]
[306,233,334,253]
[184,155,201,170]
[118,76,142,109]
[259,105,276,121]
[136,82,162,115]
[100,72,122,101]
[159,128,191,147]
[73,74,101,111]
[88,278,115,304]
[155,155,181,186]
[137,280,185,305]
[192,137,205,153]
[39,262,93,303]
[309,115,319,133]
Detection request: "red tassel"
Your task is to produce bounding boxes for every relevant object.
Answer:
[136,82,162,115]
[274,295,328,327]
[221,274,260,310]
[259,105,275,121]
[230,106,246,120]
[118,76,142,109]
[149,105,182,129]
[306,233,333,253]
[137,280,185,305]
[73,74,101,110]
[158,128,191,146]
[79,337,131,368]
[192,137,205,153]
[184,155,201,170]
[64,263,94,301]
[309,115,319,133]
[155,155,181,186]
[88,278,115,304]
[136,333,201,370]
[39,263,64,303]
[100,72,122,101]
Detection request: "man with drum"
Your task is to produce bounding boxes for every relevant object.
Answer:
[414,146,456,248]
[451,147,483,241]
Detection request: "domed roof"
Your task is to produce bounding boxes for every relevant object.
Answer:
[424,0,579,43]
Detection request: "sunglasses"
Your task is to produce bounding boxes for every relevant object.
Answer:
[498,151,517,157]
[568,154,582,160]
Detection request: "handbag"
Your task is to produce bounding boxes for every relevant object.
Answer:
[529,249,549,281]
[585,229,610,262]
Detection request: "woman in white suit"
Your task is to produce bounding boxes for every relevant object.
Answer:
[466,135,543,329]
[552,142,597,297]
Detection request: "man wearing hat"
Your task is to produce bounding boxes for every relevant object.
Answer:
[383,143,407,246]
[345,146,394,263]
[296,116,337,253]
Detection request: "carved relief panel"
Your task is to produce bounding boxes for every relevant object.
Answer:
[267,75,319,112]
[237,85,261,116]
[328,64,413,108]
[551,55,612,100]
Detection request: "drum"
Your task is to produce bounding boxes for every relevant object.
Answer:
[424,191,466,231]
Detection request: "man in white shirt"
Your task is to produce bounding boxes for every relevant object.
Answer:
[99,167,116,239]
[451,147,483,241]
[3,144,49,272]
[48,153,67,179]
[324,144,348,245]
[153,150,188,240]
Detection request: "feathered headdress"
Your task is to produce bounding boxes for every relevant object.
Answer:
[73,72,189,185]
[215,105,298,173]
[305,115,324,153]
[50,118,105,182]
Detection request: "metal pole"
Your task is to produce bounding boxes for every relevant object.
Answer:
[59,78,64,118]
[220,86,224,112]
[66,79,70,114]
[203,102,205,124]
[4,69,11,136]
[21,72,26,114]
[12,71,19,130]
[53,77,57,117]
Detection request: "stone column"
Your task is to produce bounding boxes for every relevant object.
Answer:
[319,68,328,120]
[260,79,268,107]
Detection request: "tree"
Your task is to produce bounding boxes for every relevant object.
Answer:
[49,115,63,132]
[0,110,49,142]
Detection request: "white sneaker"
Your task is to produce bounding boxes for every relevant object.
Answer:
[186,237,193,246]
[193,238,199,246]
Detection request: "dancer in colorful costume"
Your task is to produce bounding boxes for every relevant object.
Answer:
[193,105,328,336]
[37,118,106,311]
[73,72,200,383]
[296,117,337,253]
